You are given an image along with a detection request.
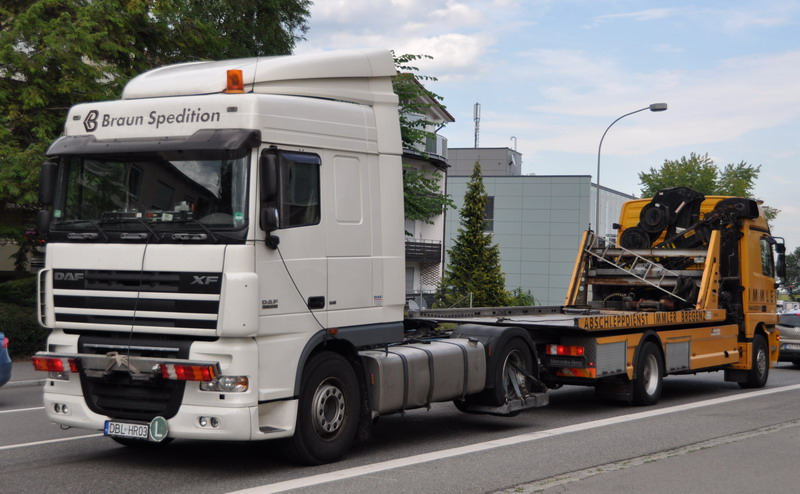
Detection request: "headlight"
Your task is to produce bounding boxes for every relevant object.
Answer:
[199,376,249,393]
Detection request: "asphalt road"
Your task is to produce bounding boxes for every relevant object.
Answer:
[3,362,800,493]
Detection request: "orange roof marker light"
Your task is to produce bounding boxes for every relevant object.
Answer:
[226,69,245,93]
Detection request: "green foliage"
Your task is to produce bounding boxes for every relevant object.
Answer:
[638,152,779,223]
[403,166,455,227]
[785,247,800,297]
[392,53,445,151]
[435,163,510,308]
[0,276,37,306]
[0,277,46,358]
[0,0,310,237]
[507,287,537,306]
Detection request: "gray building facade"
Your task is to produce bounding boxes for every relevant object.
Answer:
[445,175,593,306]
[448,147,523,177]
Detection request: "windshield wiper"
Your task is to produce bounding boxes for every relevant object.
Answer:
[166,219,219,243]
[57,220,110,242]
[99,218,163,243]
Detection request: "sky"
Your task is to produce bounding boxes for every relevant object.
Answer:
[295,0,800,251]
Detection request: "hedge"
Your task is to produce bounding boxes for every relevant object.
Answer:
[0,277,48,358]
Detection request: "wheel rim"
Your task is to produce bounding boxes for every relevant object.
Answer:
[642,353,660,396]
[502,349,527,400]
[756,346,767,378]
[312,378,346,438]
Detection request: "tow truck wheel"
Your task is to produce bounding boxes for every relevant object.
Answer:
[739,334,769,389]
[632,341,663,406]
[288,352,359,465]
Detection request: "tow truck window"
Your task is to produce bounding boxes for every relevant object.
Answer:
[760,237,775,277]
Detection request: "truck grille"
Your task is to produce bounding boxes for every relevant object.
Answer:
[52,269,221,331]
[78,335,190,421]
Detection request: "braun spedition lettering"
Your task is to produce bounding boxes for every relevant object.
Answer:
[83,108,221,132]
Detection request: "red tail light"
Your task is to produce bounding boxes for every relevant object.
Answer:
[546,344,586,357]
[32,356,78,373]
[2,337,8,349]
[160,363,217,381]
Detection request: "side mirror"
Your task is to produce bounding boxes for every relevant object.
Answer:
[259,150,278,203]
[39,161,59,206]
[260,206,280,250]
[37,209,52,237]
[774,240,787,283]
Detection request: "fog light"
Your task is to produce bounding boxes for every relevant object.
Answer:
[54,403,62,414]
[210,417,220,428]
[62,404,70,415]
[199,416,208,427]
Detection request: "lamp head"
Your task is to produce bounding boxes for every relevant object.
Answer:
[649,103,668,112]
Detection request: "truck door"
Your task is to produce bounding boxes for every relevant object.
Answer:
[255,149,328,329]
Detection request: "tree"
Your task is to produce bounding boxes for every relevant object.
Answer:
[638,152,779,222]
[392,53,454,226]
[0,0,310,266]
[435,163,510,308]
[402,165,455,228]
[785,247,800,299]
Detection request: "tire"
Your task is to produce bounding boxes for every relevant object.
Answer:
[632,341,663,406]
[483,337,534,407]
[287,352,360,465]
[739,334,769,389]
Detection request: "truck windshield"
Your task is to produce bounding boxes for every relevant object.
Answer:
[51,149,249,241]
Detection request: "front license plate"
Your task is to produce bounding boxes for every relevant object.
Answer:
[782,343,800,351]
[104,420,149,441]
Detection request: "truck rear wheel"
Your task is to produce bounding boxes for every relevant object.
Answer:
[288,352,360,465]
[739,334,769,389]
[484,337,534,407]
[632,341,663,406]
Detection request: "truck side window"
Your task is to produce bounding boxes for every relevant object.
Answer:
[760,237,775,277]
[277,152,321,228]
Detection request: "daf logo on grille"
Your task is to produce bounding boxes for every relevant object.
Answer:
[54,272,85,281]
[190,275,219,285]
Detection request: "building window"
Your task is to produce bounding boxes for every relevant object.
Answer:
[484,196,494,232]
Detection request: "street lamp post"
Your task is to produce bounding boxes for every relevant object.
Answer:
[595,103,667,240]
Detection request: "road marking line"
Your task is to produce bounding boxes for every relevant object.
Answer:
[229,383,800,494]
[0,406,45,415]
[0,433,103,452]
[493,418,800,493]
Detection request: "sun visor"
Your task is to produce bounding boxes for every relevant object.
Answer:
[47,129,261,157]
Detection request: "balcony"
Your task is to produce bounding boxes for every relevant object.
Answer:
[404,134,448,167]
[405,239,442,263]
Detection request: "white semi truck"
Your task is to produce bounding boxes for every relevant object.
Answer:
[33,49,785,464]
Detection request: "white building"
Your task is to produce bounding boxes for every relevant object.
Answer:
[402,84,455,307]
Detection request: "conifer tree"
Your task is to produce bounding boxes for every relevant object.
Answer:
[435,163,510,308]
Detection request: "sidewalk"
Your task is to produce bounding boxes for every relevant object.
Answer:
[5,358,45,388]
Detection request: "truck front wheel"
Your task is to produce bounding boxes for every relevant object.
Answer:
[288,352,360,465]
[739,334,769,389]
[632,341,663,406]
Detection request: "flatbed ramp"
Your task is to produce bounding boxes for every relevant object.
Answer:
[411,306,727,333]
